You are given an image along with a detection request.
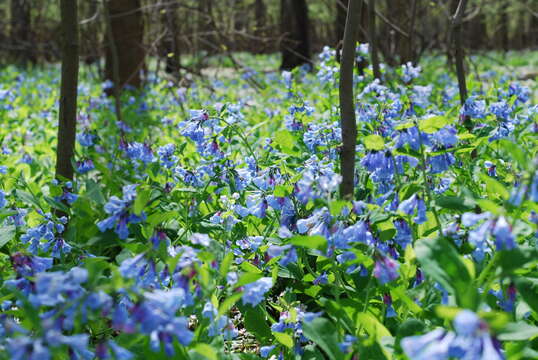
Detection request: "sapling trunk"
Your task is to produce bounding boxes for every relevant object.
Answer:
[367,0,381,80]
[339,0,361,199]
[452,0,471,131]
[55,0,79,183]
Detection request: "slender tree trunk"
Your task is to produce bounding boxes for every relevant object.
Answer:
[336,0,349,46]
[10,0,33,65]
[103,0,123,123]
[254,0,267,36]
[162,3,181,75]
[55,0,79,182]
[104,0,145,92]
[452,0,468,105]
[280,0,311,70]
[368,0,381,80]
[253,0,267,53]
[452,0,472,132]
[339,0,361,199]
[500,0,509,52]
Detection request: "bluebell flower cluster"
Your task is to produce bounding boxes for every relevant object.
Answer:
[97,184,146,239]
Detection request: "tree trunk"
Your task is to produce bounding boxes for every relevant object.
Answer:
[280,0,311,70]
[161,3,181,75]
[500,0,509,52]
[452,0,472,131]
[336,0,348,46]
[368,0,382,80]
[10,0,34,65]
[254,0,267,36]
[105,0,145,92]
[55,0,79,182]
[339,0,361,199]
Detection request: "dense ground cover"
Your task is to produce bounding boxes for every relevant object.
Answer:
[0,49,537,359]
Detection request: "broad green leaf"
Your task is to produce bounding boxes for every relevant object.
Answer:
[289,235,327,251]
[418,115,451,133]
[240,261,262,274]
[498,248,538,275]
[515,277,538,314]
[415,237,478,310]
[363,134,385,151]
[480,174,509,201]
[244,306,272,341]
[218,292,243,317]
[355,312,392,359]
[498,322,538,341]
[134,188,151,215]
[236,272,263,287]
[273,332,294,348]
[192,344,218,360]
[302,318,344,360]
[0,225,16,247]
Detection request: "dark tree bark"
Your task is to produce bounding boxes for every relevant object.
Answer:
[55,0,79,182]
[339,0,361,199]
[452,0,468,105]
[367,0,382,80]
[254,0,267,36]
[10,0,34,65]
[105,0,145,92]
[103,0,123,123]
[452,0,472,132]
[280,0,311,70]
[500,1,510,52]
[336,0,349,46]
[161,3,181,75]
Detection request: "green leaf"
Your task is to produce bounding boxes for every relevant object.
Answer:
[134,188,151,215]
[240,261,262,274]
[236,272,263,288]
[396,319,425,339]
[363,134,385,151]
[435,195,475,211]
[15,189,41,209]
[418,115,451,133]
[274,130,299,155]
[192,344,218,360]
[219,252,234,278]
[415,237,478,310]
[244,306,272,341]
[218,292,243,317]
[302,318,344,360]
[480,174,509,201]
[498,248,538,275]
[0,225,16,247]
[498,322,538,341]
[274,185,293,197]
[355,312,391,340]
[495,139,528,168]
[289,235,327,251]
[273,332,294,348]
[86,179,105,205]
[515,277,538,314]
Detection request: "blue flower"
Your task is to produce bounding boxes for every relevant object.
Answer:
[76,132,96,147]
[492,216,516,250]
[490,101,511,119]
[374,256,399,284]
[461,96,487,118]
[0,189,6,208]
[97,184,145,240]
[260,345,276,357]
[402,62,421,83]
[76,159,94,174]
[401,310,505,360]
[242,277,273,306]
